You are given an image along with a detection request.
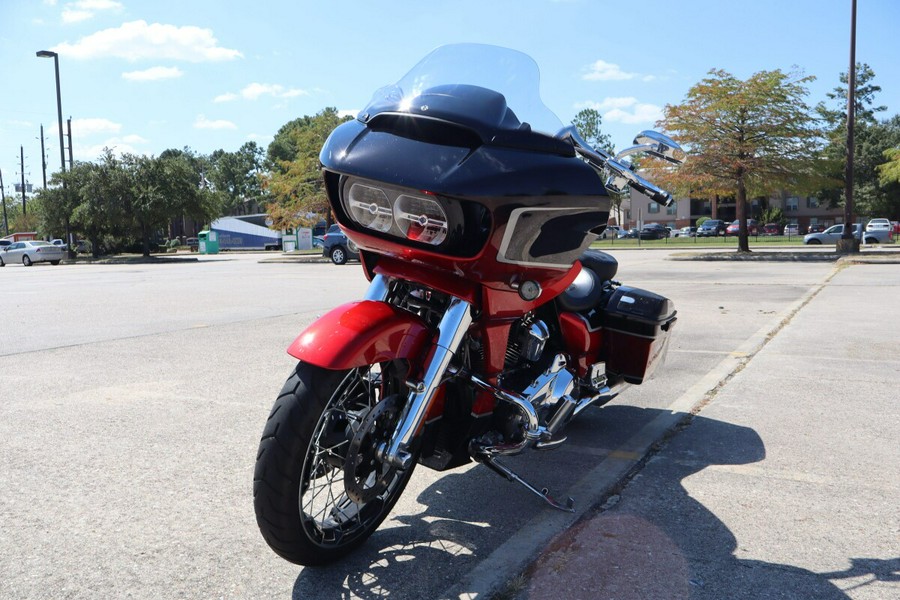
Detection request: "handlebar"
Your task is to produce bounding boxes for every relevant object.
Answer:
[558,126,675,207]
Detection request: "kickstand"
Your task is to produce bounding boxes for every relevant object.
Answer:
[479,454,575,512]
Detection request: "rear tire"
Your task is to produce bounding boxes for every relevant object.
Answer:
[50,260,61,265]
[254,361,417,566]
[23,255,33,266]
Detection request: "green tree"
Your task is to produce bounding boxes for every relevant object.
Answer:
[263,107,351,229]
[572,108,614,154]
[209,141,267,215]
[655,68,823,252]
[815,63,890,212]
[878,147,900,186]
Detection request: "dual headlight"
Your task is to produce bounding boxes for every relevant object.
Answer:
[343,178,449,246]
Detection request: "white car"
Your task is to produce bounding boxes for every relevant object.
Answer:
[0,240,66,266]
[866,218,891,232]
[598,225,621,240]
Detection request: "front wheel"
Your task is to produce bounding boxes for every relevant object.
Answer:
[254,361,417,566]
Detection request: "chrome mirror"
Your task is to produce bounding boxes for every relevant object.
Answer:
[615,130,686,165]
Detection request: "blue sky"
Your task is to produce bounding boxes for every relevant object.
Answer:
[1,0,898,197]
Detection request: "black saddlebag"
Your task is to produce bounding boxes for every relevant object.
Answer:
[601,286,676,384]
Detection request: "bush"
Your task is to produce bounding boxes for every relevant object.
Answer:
[696,216,710,227]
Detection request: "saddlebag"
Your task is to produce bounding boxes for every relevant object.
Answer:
[601,286,676,384]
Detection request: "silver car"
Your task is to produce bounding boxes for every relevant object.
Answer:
[803,224,861,245]
[0,240,66,266]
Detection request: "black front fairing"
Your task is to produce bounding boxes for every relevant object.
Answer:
[319,44,611,270]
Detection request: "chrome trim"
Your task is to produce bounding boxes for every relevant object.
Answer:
[383,297,472,469]
[362,273,390,301]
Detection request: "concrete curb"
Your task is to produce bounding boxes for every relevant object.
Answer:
[439,262,839,600]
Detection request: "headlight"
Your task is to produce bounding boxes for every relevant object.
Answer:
[341,178,452,247]
[393,195,448,245]
[347,183,393,233]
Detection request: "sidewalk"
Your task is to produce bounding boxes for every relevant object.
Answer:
[514,262,900,599]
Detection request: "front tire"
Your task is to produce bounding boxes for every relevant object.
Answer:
[254,361,417,566]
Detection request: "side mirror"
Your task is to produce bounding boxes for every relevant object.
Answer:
[615,130,686,165]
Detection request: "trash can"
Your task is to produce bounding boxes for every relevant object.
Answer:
[283,238,296,252]
[198,230,219,254]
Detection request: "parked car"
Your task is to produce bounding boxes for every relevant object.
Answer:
[639,223,669,240]
[50,238,68,251]
[312,235,324,249]
[186,237,199,251]
[865,218,892,232]
[673,226,697,238]
[783,224,800,236]
[761,223,781,236]
[0,240,66,266]
[725,219,760,236]
[322,224,359,265]
[696,219,726,237]
[806,223,826,234]
[0,239,11,250]
[802,223,890,245]
[598,225,621,240]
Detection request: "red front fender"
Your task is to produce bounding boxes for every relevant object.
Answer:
[287,300,433,370]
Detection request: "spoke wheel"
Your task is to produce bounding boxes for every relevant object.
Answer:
[254,361,417,566]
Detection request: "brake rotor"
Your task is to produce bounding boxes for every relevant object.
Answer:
[343,396,402,504]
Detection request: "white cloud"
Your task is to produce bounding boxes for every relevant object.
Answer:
[62,9,92,23]
[194,115,237,130]
[52,20,243,62]
[575,97,663,125]
[582,60,638,82]
[215,82,309,102]
[61,0,122,23]
[337,109,359,119]
[122,66,184,81]
[50,117,121,138]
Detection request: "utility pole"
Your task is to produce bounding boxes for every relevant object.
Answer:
[20,146,27,216]
[40,124,48,189]
[67,117,74,170]
[0,168,8,236]
[838,0,859,253]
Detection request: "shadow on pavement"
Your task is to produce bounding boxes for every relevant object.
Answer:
[286,409,892,599]
[520,413,874,599]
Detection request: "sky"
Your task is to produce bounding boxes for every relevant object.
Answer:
[1,0,898,198]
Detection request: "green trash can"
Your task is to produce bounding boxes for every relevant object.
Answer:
[198,230,219,254]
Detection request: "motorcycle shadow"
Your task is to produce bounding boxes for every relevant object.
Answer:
[290,406,888,599]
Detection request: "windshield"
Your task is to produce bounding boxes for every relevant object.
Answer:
[360,44,564,137]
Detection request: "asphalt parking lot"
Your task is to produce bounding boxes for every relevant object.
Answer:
[0,250,896,599]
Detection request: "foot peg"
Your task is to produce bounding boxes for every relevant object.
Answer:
[477,453,575,512]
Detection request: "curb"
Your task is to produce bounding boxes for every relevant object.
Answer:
[439,261,839,600]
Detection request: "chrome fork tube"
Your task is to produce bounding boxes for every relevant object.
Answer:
[383,296,473,469]
[363,273,390,301]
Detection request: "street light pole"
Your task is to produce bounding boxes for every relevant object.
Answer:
[36,49,73,255]
[838,0,858,253]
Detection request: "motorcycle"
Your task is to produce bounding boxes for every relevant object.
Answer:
[253,43,685,566]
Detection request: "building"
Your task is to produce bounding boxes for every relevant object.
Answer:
[617,190,845,232]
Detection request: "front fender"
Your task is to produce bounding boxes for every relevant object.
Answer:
[288,300,433,370]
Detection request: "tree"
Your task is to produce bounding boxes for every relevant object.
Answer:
[263,107,352,229]
[654,68,823,252]
[815,63,890,212]
[208,142,267,215]
[572,108,614,154]
[878,147,900,186]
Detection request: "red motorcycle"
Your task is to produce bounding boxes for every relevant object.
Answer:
[253,44,685,566]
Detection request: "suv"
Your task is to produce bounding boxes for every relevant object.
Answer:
[322,224,359,265]
[697,219,725,237]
